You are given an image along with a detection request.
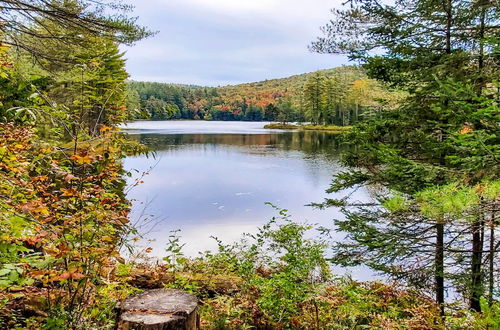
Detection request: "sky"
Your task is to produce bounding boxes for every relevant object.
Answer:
[122,0,348,87]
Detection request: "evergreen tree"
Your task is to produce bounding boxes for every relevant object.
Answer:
[312,0,500,313]
[245,103,263,121]
[303,73,325,124]
[264,103,279,121]
[125,86,144,120]
[144,96,170,120]
[276,98,295,124]
[322,78,337,125]
[5,13,131,136]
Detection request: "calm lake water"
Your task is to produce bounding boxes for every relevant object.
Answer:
[122,121,374,280]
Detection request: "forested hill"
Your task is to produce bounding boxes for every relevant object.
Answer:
[126,66,403,125]
[217,66,363,98]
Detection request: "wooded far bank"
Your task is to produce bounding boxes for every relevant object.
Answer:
[126,66,404,126]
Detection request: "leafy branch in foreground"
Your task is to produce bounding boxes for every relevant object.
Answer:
[0,0,153,63]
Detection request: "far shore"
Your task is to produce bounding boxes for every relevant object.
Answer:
[264,123,352,132]
[120,119,353,133]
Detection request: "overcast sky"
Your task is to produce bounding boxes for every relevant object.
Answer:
[122,0,348,86]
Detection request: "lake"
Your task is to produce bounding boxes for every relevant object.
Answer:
[122,121,374,279]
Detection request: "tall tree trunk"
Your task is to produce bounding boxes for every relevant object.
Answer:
[336,104,341,125]
[489,208,496,306]
[444,0,452,55]
[470,216,484,312]
[476,0,487,95]
[436,221,445,316]
[434,1,452,316]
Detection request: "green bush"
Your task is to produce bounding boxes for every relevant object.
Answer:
[263,123,299,129]
[153,206,442,329]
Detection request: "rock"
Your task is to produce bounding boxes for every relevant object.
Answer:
[117,289,199,330]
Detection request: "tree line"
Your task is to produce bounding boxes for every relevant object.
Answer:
[126,66,403,125]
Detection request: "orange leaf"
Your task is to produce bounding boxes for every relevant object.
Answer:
[51,271,86,281]
[70,154,93,165]
[70,272,86,280]
[459,124,473,134]
[100,126,113,133]
[60,188,76,197]
[100,236,114,243]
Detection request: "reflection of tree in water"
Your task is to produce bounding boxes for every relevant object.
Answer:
[127,131,343,161]
[125,130,352,219]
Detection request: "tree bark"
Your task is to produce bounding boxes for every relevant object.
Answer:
[436,222,445,316]
[489,208,496,306]
[470,218,484,312]
[436,2,452,310]
[476,0,487,95]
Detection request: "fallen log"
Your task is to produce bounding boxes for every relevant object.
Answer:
[117,289,199,330]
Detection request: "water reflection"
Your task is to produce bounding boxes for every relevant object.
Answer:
[127,131,342,159]
[123,121,374,280]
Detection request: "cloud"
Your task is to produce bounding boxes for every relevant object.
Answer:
[188,0,279,13]
[123,0,348,86]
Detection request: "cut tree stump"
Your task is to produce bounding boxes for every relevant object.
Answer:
[117,289,199,330]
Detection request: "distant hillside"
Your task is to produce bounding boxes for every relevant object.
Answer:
[126,66,403,124]
[216,66,365,105]
[219,66,365,95]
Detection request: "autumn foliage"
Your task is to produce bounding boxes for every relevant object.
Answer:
[0,123,132,327]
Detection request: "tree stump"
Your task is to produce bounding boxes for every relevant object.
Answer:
[117,289,199,330]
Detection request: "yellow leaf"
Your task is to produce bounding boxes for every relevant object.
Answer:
[70,154,93,164]
[33,207,49,215]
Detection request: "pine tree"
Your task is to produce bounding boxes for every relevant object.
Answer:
[264,103,279,121]
[322,78,338,125]
[303,73,325,124]
[312,0,500,313]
